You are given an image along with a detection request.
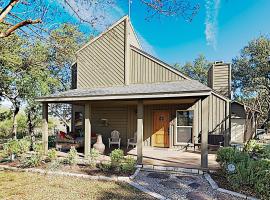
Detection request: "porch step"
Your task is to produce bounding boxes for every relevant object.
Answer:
[137,164,204,175]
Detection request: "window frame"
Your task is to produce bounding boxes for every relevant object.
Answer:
[174,109,194,145]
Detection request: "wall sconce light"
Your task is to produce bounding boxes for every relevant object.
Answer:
[101,118,109,126]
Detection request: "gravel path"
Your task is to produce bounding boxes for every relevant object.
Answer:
[134,170,244,200]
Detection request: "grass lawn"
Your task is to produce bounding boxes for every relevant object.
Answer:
[0,171,155,200]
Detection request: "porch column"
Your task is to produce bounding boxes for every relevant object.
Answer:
[84,103,91,157]
[137,100,144,164]
[42,102,48,155]
[201,97,209,170]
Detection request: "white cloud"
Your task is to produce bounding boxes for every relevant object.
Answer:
[205,0,220,50]
[137,32,157,56]
[60,0,125,32]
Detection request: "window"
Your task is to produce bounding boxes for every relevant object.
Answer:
[175,110,194,145]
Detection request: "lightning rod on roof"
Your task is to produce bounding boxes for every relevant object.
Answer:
[128,0,132,20]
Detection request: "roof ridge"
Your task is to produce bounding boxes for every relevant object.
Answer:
[76,15,128,54]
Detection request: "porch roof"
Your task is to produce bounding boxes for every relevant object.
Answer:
[36,80,212,102]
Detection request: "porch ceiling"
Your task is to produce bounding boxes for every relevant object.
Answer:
[36,80,211,103]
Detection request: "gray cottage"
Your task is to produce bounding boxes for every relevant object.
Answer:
[37,16,233,169]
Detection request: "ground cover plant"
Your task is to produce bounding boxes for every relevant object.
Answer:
[215,140,270,199]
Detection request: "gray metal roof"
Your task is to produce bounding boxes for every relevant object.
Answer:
[37,80,212,102]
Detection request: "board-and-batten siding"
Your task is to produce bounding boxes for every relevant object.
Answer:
[77,21,125,88]
[129,49,185,84]
[208,64,231,97]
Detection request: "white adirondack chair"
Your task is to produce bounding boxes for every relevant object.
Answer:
[127,131,137,149]
[108,130,121,148]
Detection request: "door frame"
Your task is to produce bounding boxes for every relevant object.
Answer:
[151,110,170,148]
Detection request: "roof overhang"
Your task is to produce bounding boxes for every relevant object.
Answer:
[36,91,211,103]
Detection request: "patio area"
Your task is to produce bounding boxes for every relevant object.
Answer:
[127,147,219,170]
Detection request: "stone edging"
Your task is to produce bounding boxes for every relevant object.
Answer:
[0,165,164,200]
[204,173,259,200]
[136,164,204,175]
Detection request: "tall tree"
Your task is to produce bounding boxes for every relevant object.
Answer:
[232,35,270,128]
[175,54,211,85]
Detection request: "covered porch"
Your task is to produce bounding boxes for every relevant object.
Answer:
[37,81,213,169]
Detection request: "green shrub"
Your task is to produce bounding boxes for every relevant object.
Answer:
[110,149,124,167]
[47,159,61,171]
[48,148,57,161]
[255,169,270,200]
[18,138,31,154]
[64,147,77,165]
[261,145,270,159]
[33,142,44,154]
[22,153,43,167]
[48,135,56,148]
[3,139,20,159]
[244,140,264,154]
[98,161,112,172]
[216,147,249,167]
[85,148,100,168]
[121,156,136,173]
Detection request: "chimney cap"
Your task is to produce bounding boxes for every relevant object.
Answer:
[214,61,224,64]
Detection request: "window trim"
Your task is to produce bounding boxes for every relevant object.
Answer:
[174,109,194,146]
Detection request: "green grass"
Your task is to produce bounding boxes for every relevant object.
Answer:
[0,171,154,200]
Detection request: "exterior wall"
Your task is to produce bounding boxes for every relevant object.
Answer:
[129,49,185,84]
[231,118,245,143]
[208,63,231,98]
[77,21,126,88]
[128,23,140,49]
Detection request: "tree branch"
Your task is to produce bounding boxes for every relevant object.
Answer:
[0,0,20,23]
[0,19,42,38]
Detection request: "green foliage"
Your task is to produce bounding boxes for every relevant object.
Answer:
[64,147,77,165]
[110,149,124,168]
[17,138,31,154]
[85,148,100,168]
[47,148,57,161]
[244,140,264,154]
[261,145,270,159]
[33,142,44,154]
[217,147,270,199]
[232,35,270,127]
[98,161,112,172]
[255,168,270,200]
[216,147,249,167]
[120,156,136,173]
[21,153,43,168]
[3,139,20,157]
[175,54,211,85]
[48,135,56,148]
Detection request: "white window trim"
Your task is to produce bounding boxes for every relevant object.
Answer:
[174,110,194,146]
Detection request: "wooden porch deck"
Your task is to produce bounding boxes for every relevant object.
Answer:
[127,147,219,170]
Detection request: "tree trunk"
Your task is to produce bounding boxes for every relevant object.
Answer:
[11,106,19,139]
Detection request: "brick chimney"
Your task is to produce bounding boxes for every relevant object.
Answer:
[208,61,231,98]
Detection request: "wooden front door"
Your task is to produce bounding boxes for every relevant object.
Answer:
[152,111,170,147]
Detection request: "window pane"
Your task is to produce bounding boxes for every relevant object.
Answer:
[176,127,192,143]
[177,111,193,126]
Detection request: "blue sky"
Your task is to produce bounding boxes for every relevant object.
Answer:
[60,0,270,65]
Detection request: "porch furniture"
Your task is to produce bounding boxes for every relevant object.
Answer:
[127,131,137,149]
[193,134,224,151]
[108,130,121,148]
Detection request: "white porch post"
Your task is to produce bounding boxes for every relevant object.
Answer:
[84,103,91,157]
[42,102,48,155]
[137,100,144,164]
[201,97,209,169]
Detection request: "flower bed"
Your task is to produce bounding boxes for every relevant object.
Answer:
[0,138,137,177]
[213,140,270,200]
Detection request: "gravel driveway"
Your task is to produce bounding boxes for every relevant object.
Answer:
[134,170,244,200]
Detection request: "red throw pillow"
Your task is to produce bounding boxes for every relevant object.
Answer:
[59,131,66,139]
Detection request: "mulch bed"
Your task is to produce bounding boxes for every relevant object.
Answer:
[210,169,258,198]
[0,159,133,177]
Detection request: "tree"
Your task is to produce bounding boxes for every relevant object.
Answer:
[175,54,211,85]
[232,35,270,128]
[0,0,200,39]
